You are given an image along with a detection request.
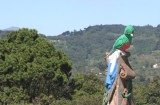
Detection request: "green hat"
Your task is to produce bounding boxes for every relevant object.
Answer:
[124,25,134,35]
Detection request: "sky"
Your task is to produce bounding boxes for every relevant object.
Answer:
[0,0,160,36]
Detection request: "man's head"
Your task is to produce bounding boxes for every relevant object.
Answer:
[124,25,134,36]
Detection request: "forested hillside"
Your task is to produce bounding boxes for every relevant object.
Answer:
[47,24,160,82]
[0,26,160,104]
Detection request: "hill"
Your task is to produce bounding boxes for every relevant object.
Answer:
[0,27,160,105]
[3,26,20,31]
[47,24,160,82]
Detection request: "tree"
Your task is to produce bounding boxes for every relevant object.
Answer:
[0,28,72,104]
[133,77,160,105]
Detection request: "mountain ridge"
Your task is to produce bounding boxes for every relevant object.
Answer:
[46,24,160,82]
[2,26,20,31]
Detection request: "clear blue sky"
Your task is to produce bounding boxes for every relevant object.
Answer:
[0,0,159,36]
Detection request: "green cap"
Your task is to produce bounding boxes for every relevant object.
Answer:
[124,25,134,35]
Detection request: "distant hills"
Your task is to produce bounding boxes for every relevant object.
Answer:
[0,24,160,82]
[0,27,20,38]
[46,24,160,82]
[2,26,20,31]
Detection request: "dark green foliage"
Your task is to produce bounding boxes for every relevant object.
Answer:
[0,28,72,104]
[48,25,124,74]
[23,73,105,105]
[48,24,160,82]
[1,25,160,104]
[49,73,105,105]
[133,77,160,105]
[72,73,104,96]
[46,24,160,104]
